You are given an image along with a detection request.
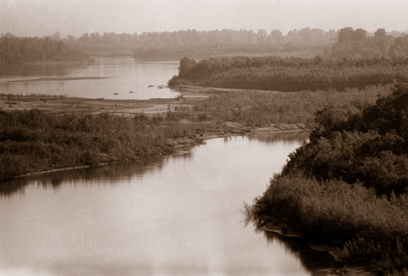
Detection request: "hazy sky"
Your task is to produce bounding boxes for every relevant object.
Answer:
[1,0,407,38]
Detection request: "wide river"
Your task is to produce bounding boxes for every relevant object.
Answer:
[0,58,334,275]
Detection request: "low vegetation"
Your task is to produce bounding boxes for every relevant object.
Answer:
[245,84,408,273]
[0,110,199,181]
[168,84,392,127]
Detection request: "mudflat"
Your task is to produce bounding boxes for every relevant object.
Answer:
[0,94,204,116]
[0,84,279,116]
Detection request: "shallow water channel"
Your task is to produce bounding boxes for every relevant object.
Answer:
[0,132,338,276]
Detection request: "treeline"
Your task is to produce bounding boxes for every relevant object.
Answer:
[0,110,199,181]
[245,84,408,273]
[65,27,408,59]
[4,27,408,61]
[0,34,92,65]
[66,28,338,57]
[330,27,408,59]
[169,56,408,91]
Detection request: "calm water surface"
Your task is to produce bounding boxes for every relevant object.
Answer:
[0,57,181,99]
[0,132,335,276]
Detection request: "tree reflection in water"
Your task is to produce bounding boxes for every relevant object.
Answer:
[248,131,310,145]
[1,132,308,197]
[260,229,340,276]
[0,149,194,197]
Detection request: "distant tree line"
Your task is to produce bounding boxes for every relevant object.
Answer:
[3,27,408,61]
[0,33,91,65]
[65,28,338,57]
[330,27,408,59]
[169,55,408,91]
[66,27,408,59]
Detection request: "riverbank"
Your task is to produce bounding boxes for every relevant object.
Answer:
[0,93,307,182]
[0,93,199,115]
[245,85,408,275]
[22,59,95,66]
[1,83,393,182]
[0,84,280,115]
[261,223,378,276]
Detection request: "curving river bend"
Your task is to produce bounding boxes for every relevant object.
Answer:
[0,132,336,276]
[0,58,334,276]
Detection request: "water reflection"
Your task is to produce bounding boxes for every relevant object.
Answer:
[0,149,194,197]
[248,131,310,145]
[1,133,323,276]
[0,57,181,99]
[0,132,308,198]
[0,63,78,78]
[260,230,338,276]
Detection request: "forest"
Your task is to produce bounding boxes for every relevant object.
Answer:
[169,55,408,91]
[0,34,92,65]
[244,84,408,274]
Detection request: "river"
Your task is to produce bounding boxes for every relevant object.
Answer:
[0,132,336,276]
[0,57,181,100]
[0,58,335,275]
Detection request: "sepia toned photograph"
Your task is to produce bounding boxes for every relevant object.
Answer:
[1,0,408,275]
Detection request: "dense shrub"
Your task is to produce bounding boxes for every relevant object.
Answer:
[248,175,408,271]
[247,84,408,272]
[0,110,197,180]
[283,84,408,196]
[169,56,408,91]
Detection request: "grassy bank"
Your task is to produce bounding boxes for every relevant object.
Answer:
[245,84,408,274]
